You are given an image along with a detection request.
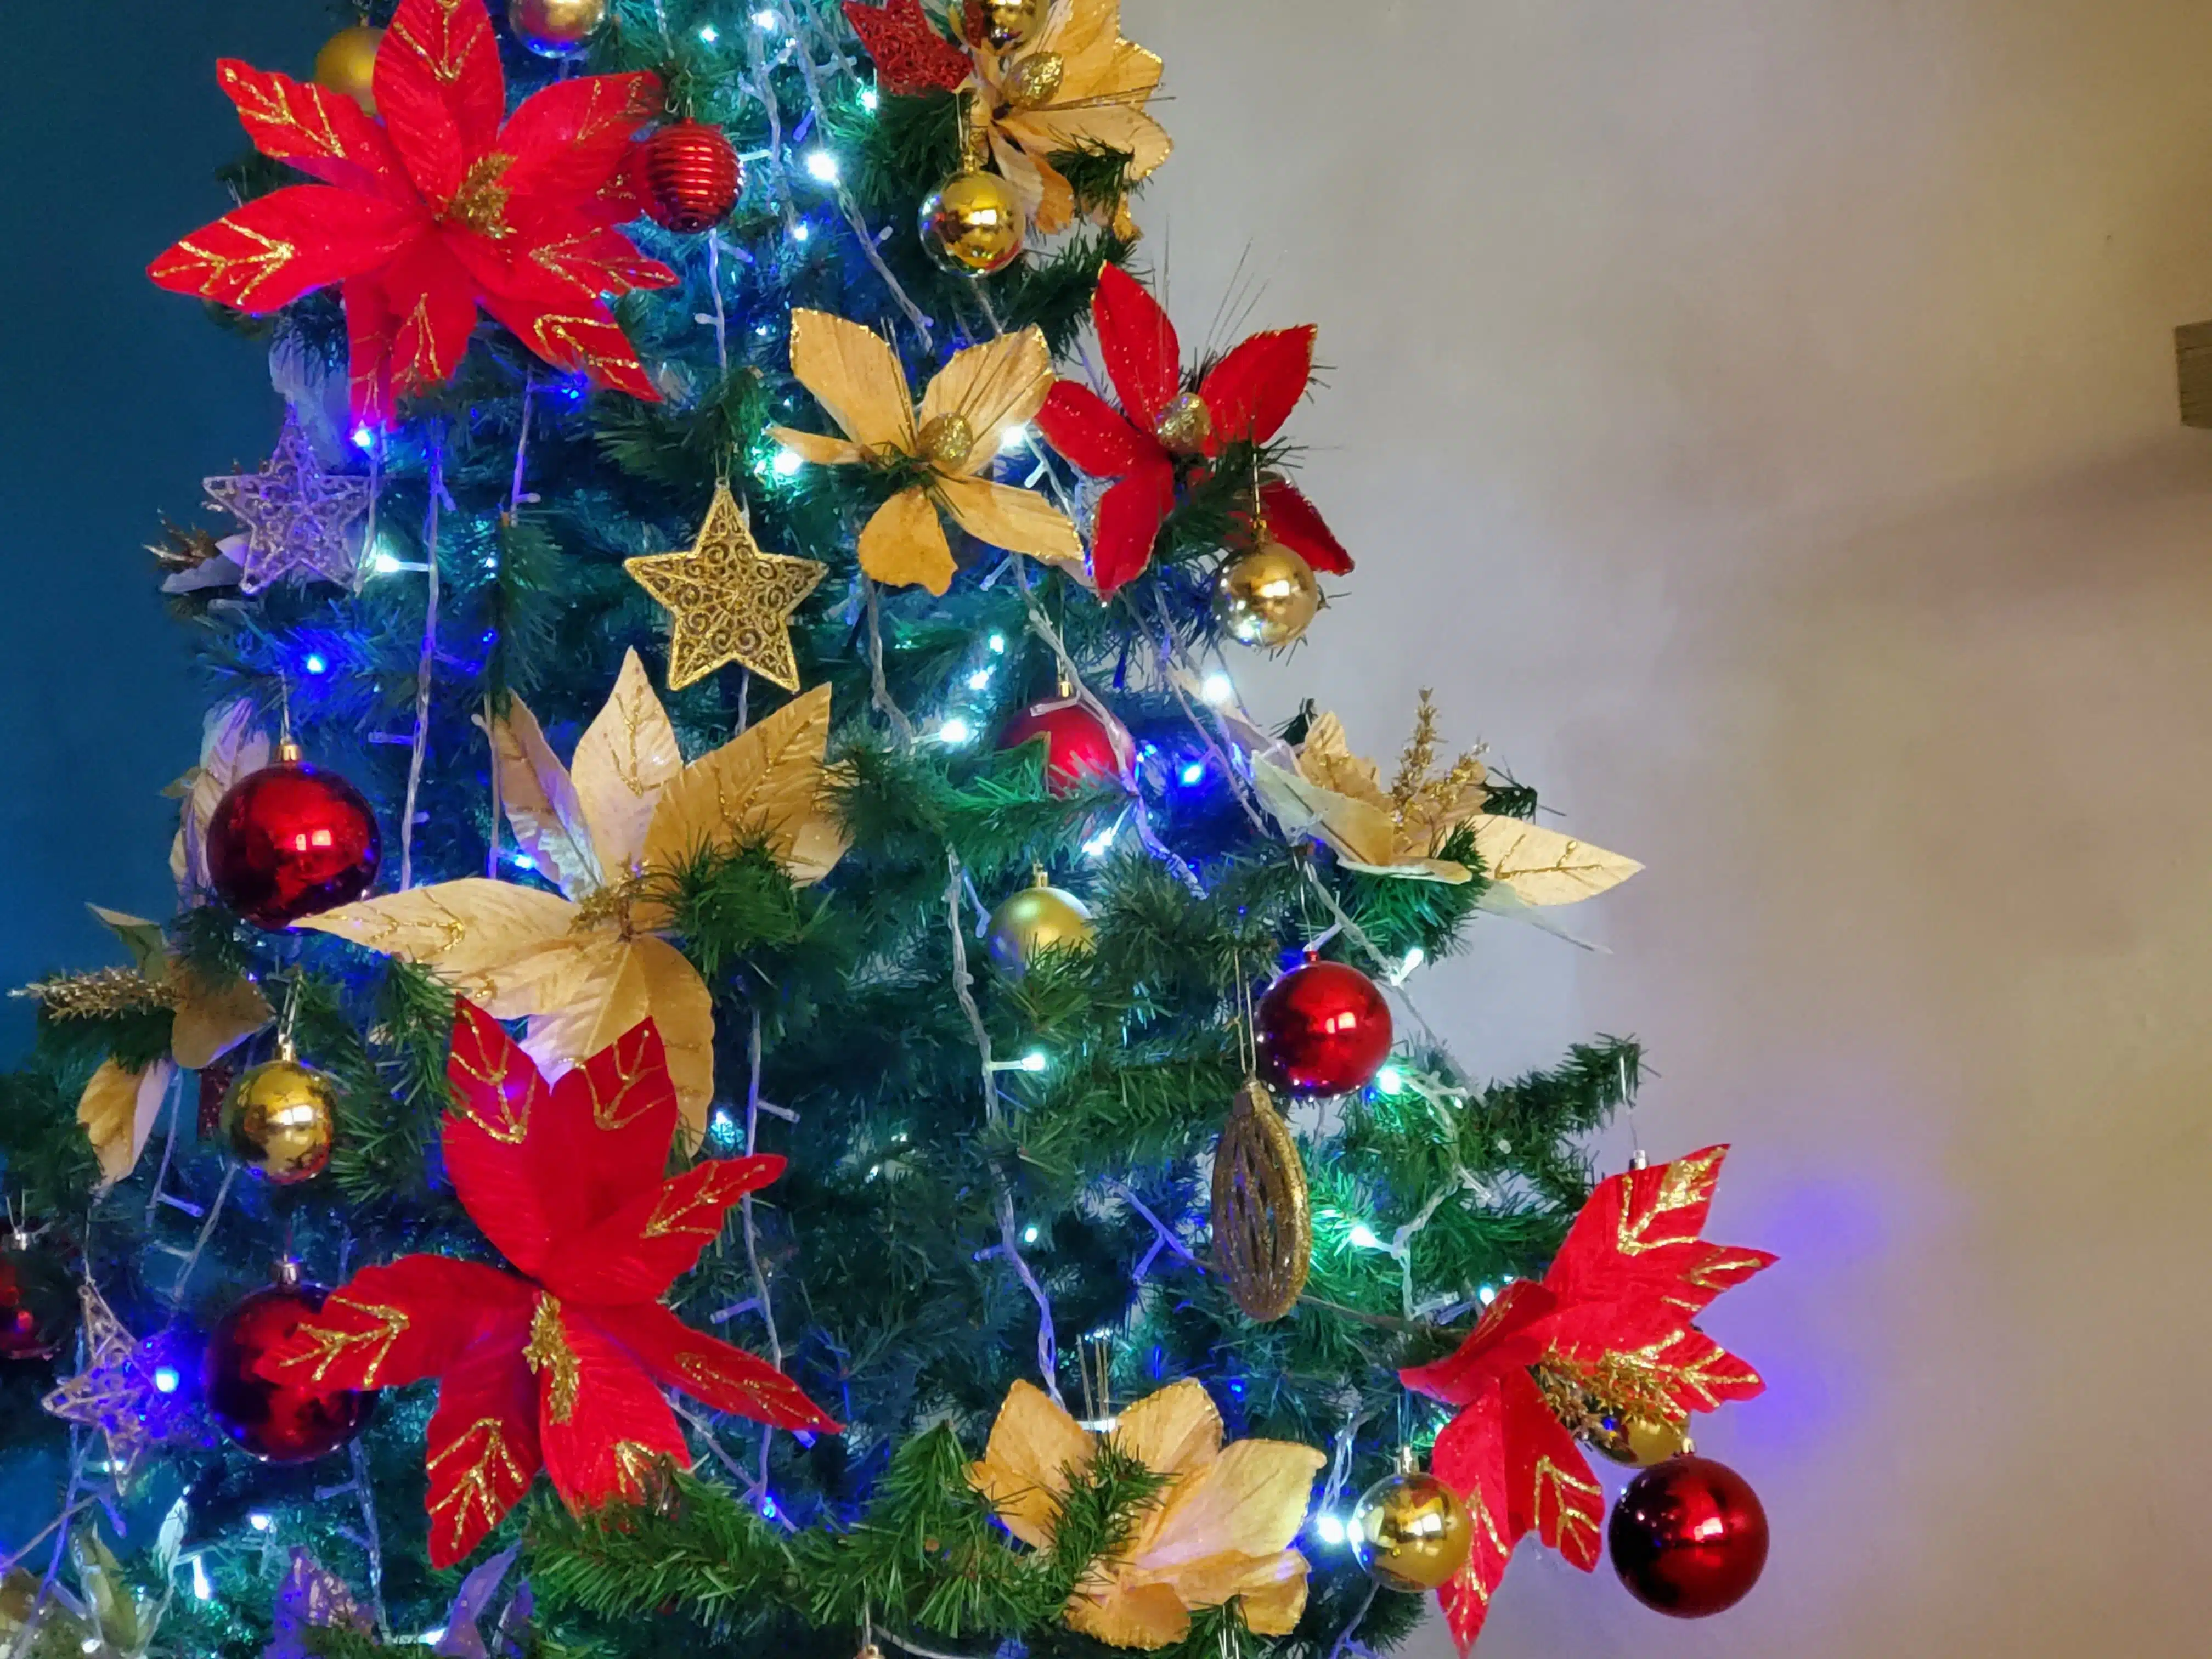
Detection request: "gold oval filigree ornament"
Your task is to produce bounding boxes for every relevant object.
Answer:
[1210,1077,1312,1321]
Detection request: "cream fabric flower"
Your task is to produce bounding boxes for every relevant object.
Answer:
[969,1378,1324,1648]
[770,311,1080,594]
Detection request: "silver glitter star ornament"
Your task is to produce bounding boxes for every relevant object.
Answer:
[203,413,375,593]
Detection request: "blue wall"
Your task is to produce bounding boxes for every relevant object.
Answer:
[0,3,328,1053]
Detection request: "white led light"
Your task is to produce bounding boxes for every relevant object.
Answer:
[1375,1065,1404,1094]
[771,448,804,478]
[249,1512,273,1532]
[1348,1223,1384,1250]
[1312,1512,1348,1547]
[966,668,993,690]
[791,222,811,242]
[1019,1050,1048,1073]
[998,422,1030,453]
[1200,671,1234,706]
[860,87,880,111]
[752,8,780,29]
[698,23,719,42]
[804,150,840,184]
[372,550,404,575]
[191,1559,212,1601]
[988,633,1007,653]
[938,716,975,745]
[1478,1284,1498,1305]
[1082,826,1117,858]
[1022,1224,1040,1244]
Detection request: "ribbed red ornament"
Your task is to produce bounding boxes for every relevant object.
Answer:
[638,122,743,233]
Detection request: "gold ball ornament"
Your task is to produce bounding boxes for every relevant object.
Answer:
[1001,49,1065,109]
[917,413,977,470]
[1212,540,1321,649]
[220,1055,338,1185]
[1153,390,1214,454]
[1587,1413,1693,1469]
[919,170,1027,275]
[1350,1465,1475,1593]
[312,25,383,115]
[961,0,1046,52]
[985,878,1093,977]
[508,0,608,56]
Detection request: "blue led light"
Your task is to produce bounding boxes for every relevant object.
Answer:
[759,1494,780,1520]
[698,23,720,42]
[303,653,328,675]
[350,424,376,450]
[1178,760,1206,785]
[153,1365,181,1394]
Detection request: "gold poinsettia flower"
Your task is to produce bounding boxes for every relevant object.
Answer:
[972,0,1171,236]
[969,1378,1324,1649]
[768,310,1081,595]
[167,697,270,901]
[1247,695,1641,898]
[301,651,847,1145]
[66,904,272,1189]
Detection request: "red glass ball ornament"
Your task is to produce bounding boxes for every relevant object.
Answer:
[204,1279,377,1464]
[638,122,743,233]
[205,755,380,930]
[1609,1454,1769,1618]
[0,1237,76,1363]
[998,698,1123,794]
[1254,958,1393,1097]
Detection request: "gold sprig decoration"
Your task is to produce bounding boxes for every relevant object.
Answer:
[969,1379,1325,1649]
[625,482,826,692]
[300,651,848,1146]
[1248,695,1642,900]
[15,968,175,1021]
[32,905,273,1190]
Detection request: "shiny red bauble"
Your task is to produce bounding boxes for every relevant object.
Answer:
[1253,958,1393,1097]
[0,1237,76,1362]
[637,121,743,233]
[997,698,1124,794]
[1609,1454,1769,1618]
[204,1278,377,1464]
[205,755,380,930]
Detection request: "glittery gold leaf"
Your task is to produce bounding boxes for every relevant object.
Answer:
[636,685,848,900]
[1466,816,1641,906]
[569,650,684,884]
[79,1059,176,1192]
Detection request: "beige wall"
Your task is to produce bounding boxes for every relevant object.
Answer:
[1124,1,2212,1652]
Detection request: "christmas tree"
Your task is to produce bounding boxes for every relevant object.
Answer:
[0,4,1776,1657]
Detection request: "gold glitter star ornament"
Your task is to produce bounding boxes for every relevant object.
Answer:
[625,482,826,691]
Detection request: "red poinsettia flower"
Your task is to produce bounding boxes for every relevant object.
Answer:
[1034,264,1352,593]
[259,1000,839,1568]
[843,0,971,95]
[1399,1146,1774,1652]
[148,0,674,421]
